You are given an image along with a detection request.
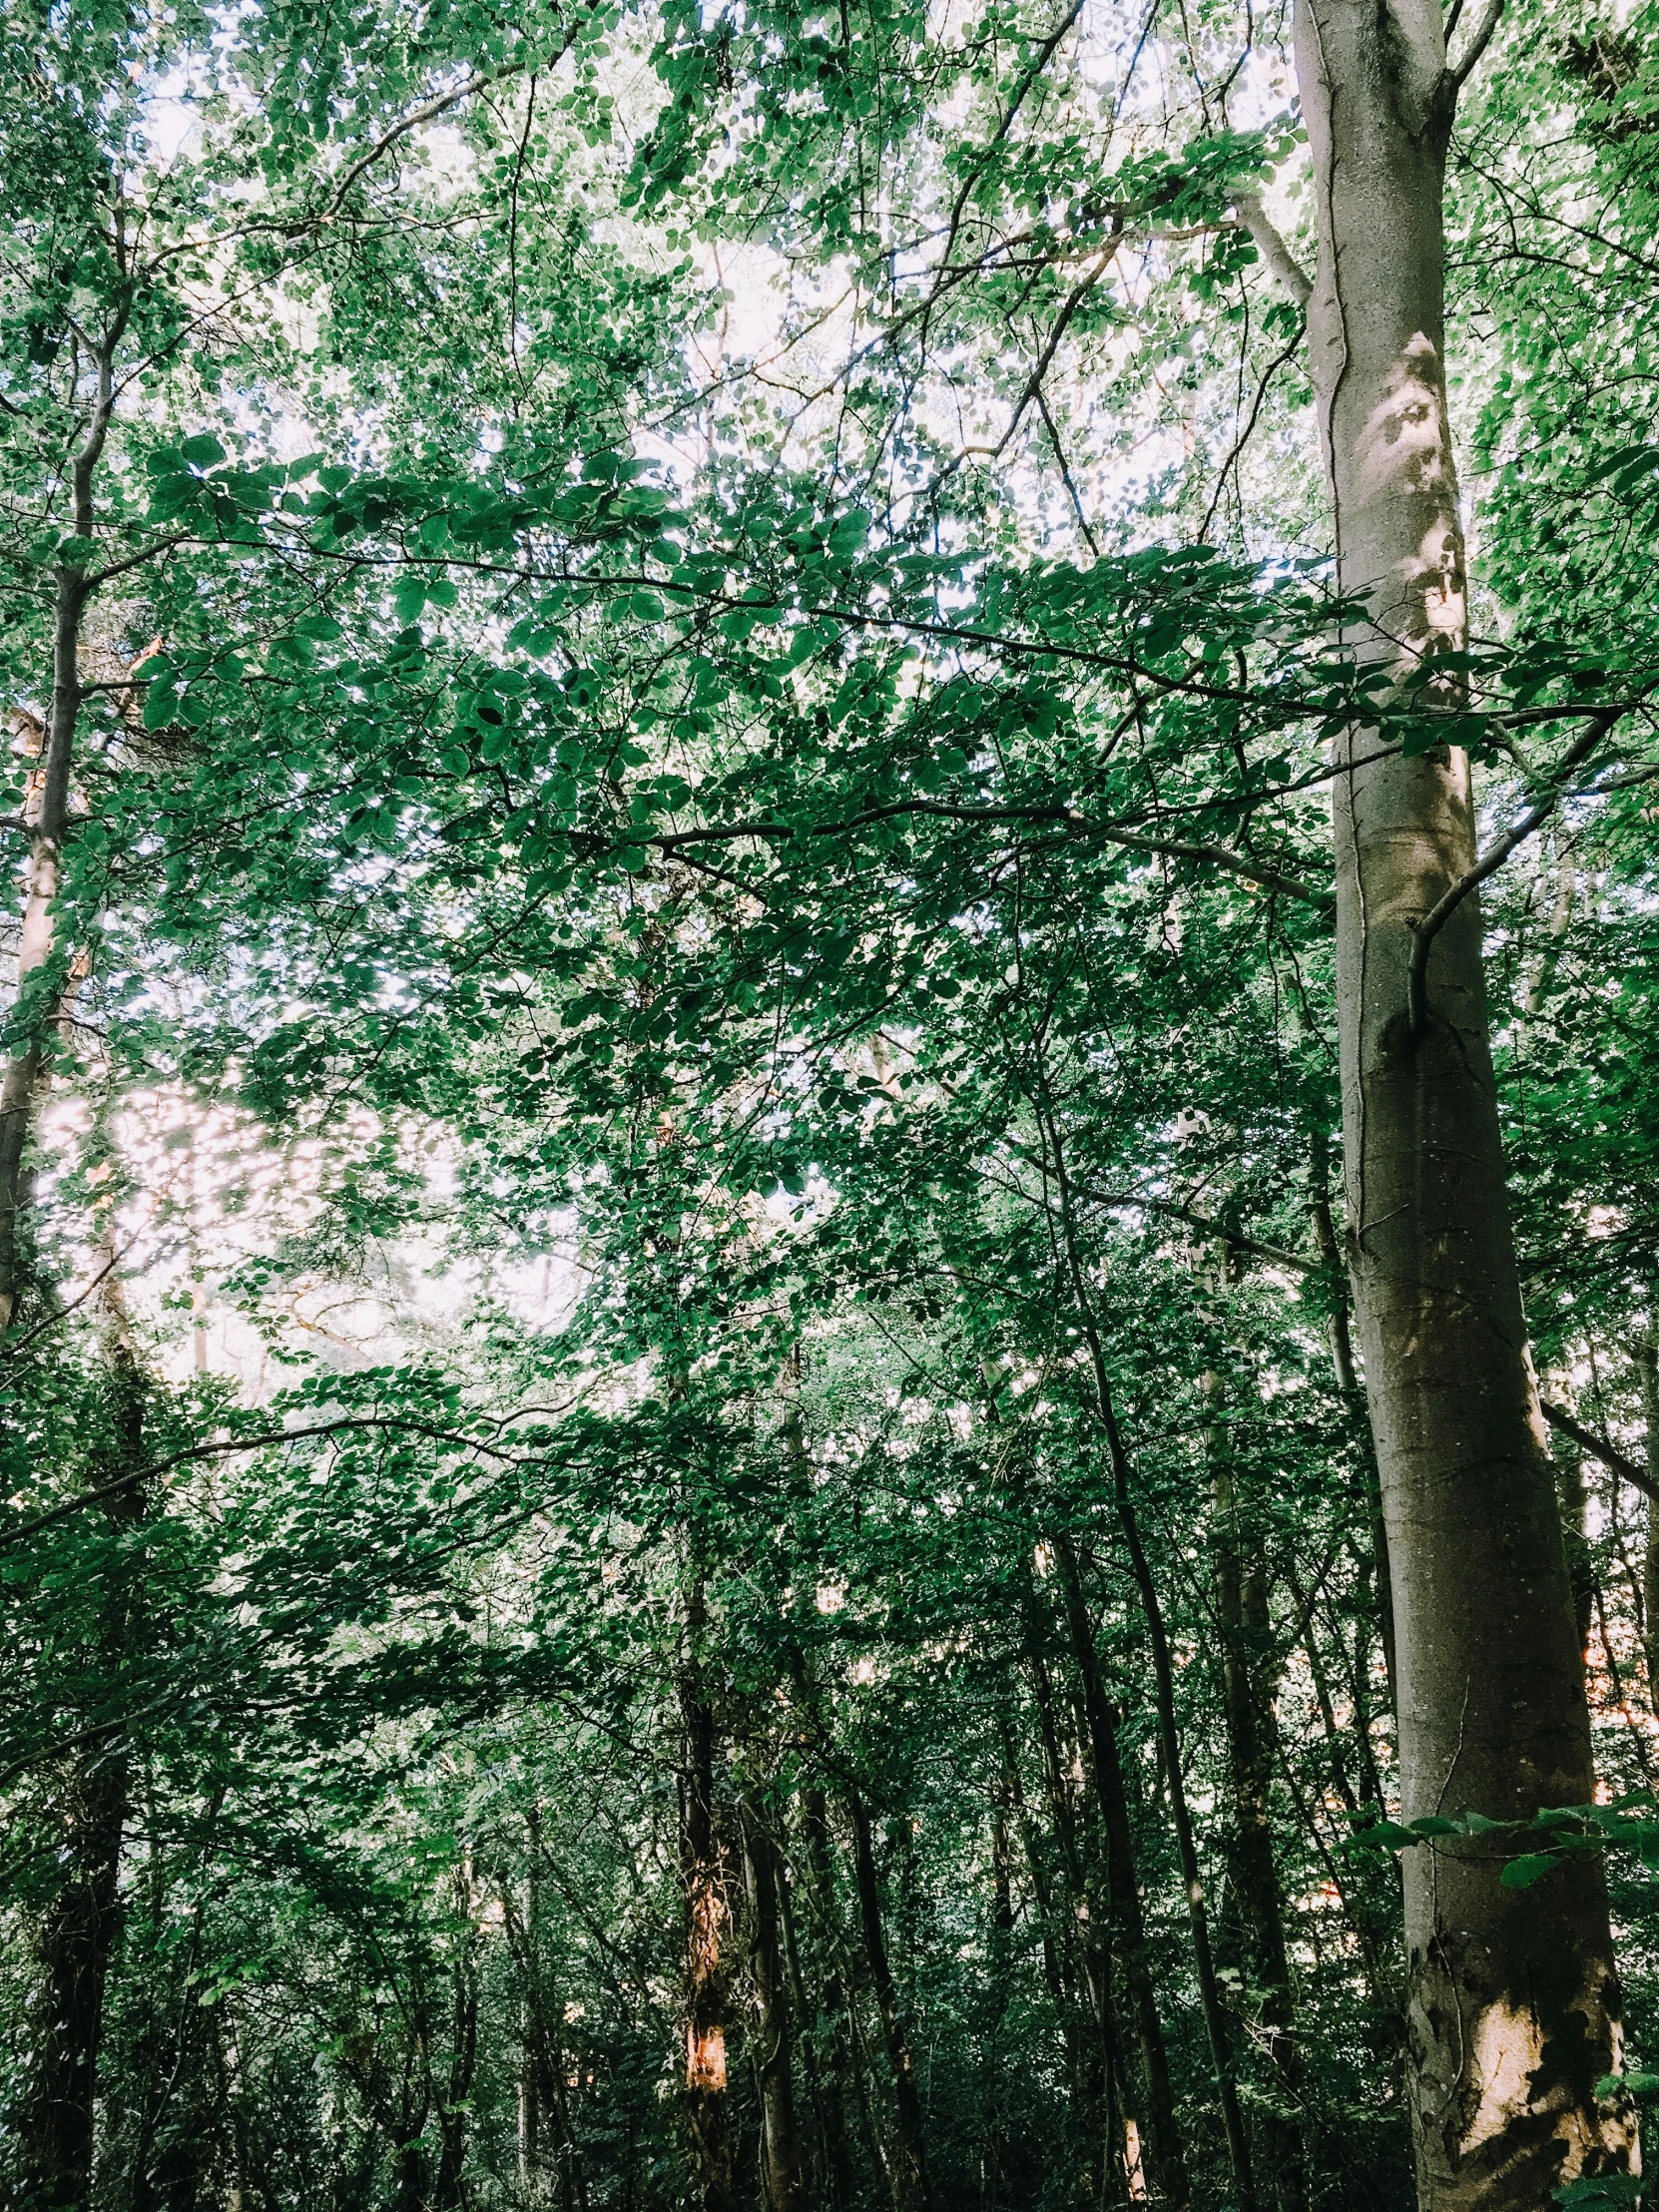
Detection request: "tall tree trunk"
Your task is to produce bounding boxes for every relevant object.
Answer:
[1014,1659,1117,2206]
[796,1786,857,2210]
[681,1576,734,2210]
[21,1280,145,2210]
[1293,4,1635,2198]
[980,1782,1014,2209]
[1639,1330,1659,1705]
[505,1810,587,2212]
[742,1799,800,2212]
[520,1816,542,2189]
[1206,1405,1305,2212]
[0,312,124,1330]
[1311,1128,1397,1710]
[435,1862,480,2211]
[847,1789,931,2212]
[1048,1542,1189,2212]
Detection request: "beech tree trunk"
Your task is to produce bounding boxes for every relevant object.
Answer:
[742,1799,800,2212]
[1293,2,1636,2199]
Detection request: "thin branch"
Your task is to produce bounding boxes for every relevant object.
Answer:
[1202,319,1307,541]
[645,797,1333,906]
[1540,1398,1659,1506]
[1233,194,1314,306]
[322,60,529,219]
[1447,0,1504,90]
[1405,708,1623,1038]
[0,1415,541,1550]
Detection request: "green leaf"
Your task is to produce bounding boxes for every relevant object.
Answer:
[1499,1854,1558,1889]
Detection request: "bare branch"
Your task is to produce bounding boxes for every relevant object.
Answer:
[1447,0,1504,91]
[1234,193,1314,307]
[1406,708,1622,1038]
[1539,1398,1659,1505]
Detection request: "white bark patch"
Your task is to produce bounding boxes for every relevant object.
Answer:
[1462,1999,1544,2153]
[1355,334,1455,508]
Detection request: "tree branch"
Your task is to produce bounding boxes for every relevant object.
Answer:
[1234,194,1314,307]
[1539,1398,1658,1505]
[1406,708,1622,1038]
[1447,0,1504,91]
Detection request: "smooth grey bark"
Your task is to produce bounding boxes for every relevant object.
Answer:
[1293,1,1636,2200]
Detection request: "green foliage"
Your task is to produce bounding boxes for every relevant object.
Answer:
[0,0,1656,2203]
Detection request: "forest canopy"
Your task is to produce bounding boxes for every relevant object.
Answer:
[3,0,1659,2208]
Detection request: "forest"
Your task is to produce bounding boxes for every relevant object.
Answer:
[3,0,1658,2207]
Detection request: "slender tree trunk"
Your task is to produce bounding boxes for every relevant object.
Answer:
[1550,1426,1595,1661]
[0,314,124,1330]
[743,1799,800,2212]
[505,1812,587,2212]
[1206,1405,1305,2212]
[1639,1332,1659,1704]
[521,1816,542,2188]
[21,1281,145,2210]
[797,1787,857,2210]
[1049,1541,1189,2212]
[1013,1666,1117,2205]
[435,1863,480,2211]
[847,1789,931,2212]
[680,1577,735,2211]
[979,1786,1014,2210]
[1035,1092,1257,2208]
[1293,4,1635,2198]
[1311,1128,1397,1710]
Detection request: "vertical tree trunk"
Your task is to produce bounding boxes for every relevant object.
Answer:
[434,1861,480,2211]
[681,1576,735,2210]
[847,1789,932,2212]
[21,1283,145,2211]
[1311,1128,1397,1709]
[502,1826,586,2212]
[743,1799,801,2212]
[1639,1331,1659,1703]
[1206,1415,1305,2212]
[0,313,124,1330]
[521,1814,542,2189]
[1012,1665,1117,2205]
[1048,1542,1189,2211]
[980,1783,1014,2209]
[1293,4,1635,2198]
[797,1786,857,2210]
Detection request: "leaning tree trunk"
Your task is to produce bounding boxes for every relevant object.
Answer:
[1293,1,1636,2200]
